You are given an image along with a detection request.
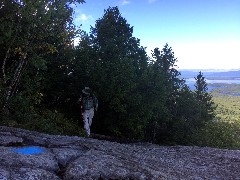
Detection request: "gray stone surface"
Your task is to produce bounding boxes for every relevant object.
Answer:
[1,167,61,180]
[0,133,23,146]
[0,146,59,172]
[0,126,240,180]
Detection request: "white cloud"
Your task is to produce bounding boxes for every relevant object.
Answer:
[75,13,93,23]
[80,14,87,21]
[172,40,240,70]
[121,0,131,6]
[143,39,240,70]
[74,37,81,46]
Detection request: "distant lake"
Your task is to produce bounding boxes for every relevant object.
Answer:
[185,78,240,91]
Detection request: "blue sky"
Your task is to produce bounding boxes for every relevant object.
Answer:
[73,0,240,70]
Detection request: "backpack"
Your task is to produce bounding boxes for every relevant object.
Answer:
[81,93,98,110]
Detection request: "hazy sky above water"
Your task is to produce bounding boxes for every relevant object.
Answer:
[73,0,240,70]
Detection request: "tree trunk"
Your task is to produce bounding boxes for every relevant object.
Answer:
[2,54,27,114]
[151,121,157,143]
[2,19,20,84]
[2,47,11,84]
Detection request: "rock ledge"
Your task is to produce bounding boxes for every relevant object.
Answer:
[0,126,240,179]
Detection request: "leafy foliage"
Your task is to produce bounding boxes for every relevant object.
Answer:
[194,87,240,149]
[1,3,228,148]
[0,0,85,134]
[74,7,150,139]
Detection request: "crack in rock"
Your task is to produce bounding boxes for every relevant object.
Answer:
[1,126,240,180]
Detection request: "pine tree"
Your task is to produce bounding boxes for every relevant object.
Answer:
[194,71,216,121]
[147,44,186,143]
[74,7,150,139]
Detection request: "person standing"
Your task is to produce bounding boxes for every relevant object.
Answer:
[78,87,98,137]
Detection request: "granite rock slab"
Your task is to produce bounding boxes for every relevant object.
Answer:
[1,126,240,180]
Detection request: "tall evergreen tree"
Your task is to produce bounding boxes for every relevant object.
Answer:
[74,7,150,138]
[148,44,186,142]
[194,71,216,121]
[172,86,202,144]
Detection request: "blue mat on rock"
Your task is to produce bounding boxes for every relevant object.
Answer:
[12,146,45,155]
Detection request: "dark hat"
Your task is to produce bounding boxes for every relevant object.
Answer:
[82,87,92,94]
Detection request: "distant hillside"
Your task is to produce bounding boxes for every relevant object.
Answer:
[180,70,212,79]
[180,70,240,80]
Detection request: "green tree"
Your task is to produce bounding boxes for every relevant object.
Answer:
[148,44,186,143]
[194,71,216,121]
[73,7,150,139]
[172,86,202,144]
[0,0,85,133]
